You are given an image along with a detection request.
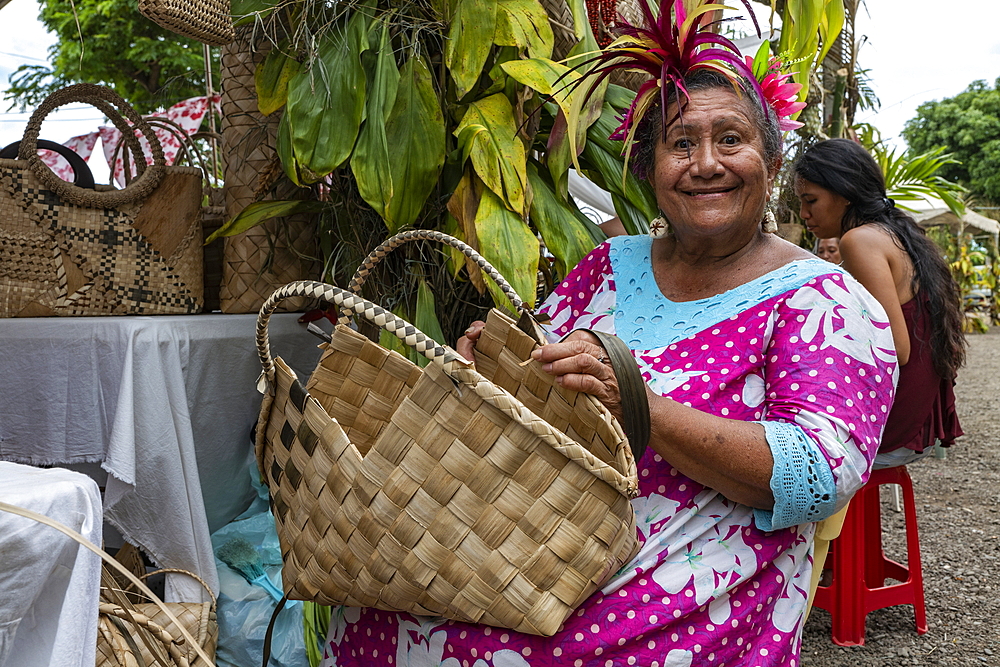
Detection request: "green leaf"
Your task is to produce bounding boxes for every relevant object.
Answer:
[579,104,658,226]
[605,84,636,111]
[205,200,326,243]
[351,21,400,221]
[276,112,301,186]
[475,188,539,309]
[501,57,603,164]
[414,279,447,366]
[455,93,527,215]
[817,0,845,65]
[285,10,369,181]
[494,0,554,59]
[231,0,276,25]
[527,162,596,276]
[255,47,300,116]
[379,304,416,361]
[445,0,497,98]
[546,109,572,200]
[383,55,447,230]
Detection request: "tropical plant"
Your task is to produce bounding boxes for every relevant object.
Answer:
[211,0,662,342]
[208,0,849,344]
[871,144,966,218]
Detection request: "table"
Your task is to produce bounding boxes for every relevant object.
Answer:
[0,462,103,667]
[0,313,324,602]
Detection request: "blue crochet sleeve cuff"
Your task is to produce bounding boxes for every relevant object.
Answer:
[753,421,838,531]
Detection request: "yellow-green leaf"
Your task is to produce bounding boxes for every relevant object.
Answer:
[445,0,496,98]
[527,162,596,276]
[414,279,447,366]
[255,47,300,116]
[817,0,845,65]
[474,188,539,309]
[351,21,400,221]
[205,199,325,243]
[383,55,446,230]
[494,0,554,59]
[455,93,527,215]
[285,10,369,181]
[501,57,604,164]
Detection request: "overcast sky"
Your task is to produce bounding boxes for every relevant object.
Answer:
[1,0,999,182]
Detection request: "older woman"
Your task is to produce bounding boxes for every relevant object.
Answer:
[319,12,896,667]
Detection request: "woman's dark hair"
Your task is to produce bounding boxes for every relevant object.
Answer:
[631,68,783,180]
[793,138,966,379]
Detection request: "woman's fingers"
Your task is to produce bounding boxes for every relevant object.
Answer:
[455,320,485,363]
[530,336,623,420]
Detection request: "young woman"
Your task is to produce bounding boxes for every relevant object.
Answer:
[794,138,966,467]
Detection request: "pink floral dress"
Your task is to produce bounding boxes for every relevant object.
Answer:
[319,236,897,667]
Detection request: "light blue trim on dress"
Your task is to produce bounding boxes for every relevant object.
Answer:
[606,235,845,349]
[754,421,838,531]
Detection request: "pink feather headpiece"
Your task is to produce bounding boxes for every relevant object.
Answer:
[568,0,806,166]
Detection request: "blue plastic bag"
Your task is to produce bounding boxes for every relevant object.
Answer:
[210,464,311,667]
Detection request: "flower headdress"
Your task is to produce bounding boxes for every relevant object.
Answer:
[568,0,806,167]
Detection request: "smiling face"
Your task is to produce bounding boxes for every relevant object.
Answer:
[794,177,850,239]
[650,87,778,241]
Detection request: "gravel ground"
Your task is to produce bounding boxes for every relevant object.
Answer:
[801,328,1000,666]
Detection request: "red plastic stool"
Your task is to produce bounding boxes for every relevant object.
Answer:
[812,465,927,646]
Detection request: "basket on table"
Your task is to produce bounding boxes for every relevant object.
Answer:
[0,84,205,317]
[255,231,646,637]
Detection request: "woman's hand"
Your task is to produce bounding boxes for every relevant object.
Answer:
[456,320,485,363]
[530,330,624,421]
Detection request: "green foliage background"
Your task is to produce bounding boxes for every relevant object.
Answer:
[903,79,1000,205]
[6,0,212,114]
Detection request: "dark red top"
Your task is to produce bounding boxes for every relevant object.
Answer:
[880,291,963,453]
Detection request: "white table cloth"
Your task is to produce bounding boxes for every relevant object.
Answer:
[0,314,324,602]
[0,462,102,667]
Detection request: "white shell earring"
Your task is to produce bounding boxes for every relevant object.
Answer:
[763,208,778,234]
[649,216,670,239]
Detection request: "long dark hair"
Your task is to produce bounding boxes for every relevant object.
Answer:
[793,138,966,379]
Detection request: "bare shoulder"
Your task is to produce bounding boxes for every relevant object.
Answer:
[840,224,896,254]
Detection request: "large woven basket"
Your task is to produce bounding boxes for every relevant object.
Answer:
[255,250,641,635]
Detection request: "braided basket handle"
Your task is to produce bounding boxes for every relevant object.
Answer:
[258,280,471,390]
[339,230,530,325]
[20,83,166,209]
[139,568,218,608]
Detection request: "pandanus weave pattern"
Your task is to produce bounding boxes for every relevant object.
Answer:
[255,280,639,636]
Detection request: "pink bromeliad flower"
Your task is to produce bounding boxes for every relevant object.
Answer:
[745,55,806,131]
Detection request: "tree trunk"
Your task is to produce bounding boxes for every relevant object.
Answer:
[218,26,319,313]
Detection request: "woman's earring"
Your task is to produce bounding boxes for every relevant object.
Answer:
[763,207,778,234]
[649,215,670,239]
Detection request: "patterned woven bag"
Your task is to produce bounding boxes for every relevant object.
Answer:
[0,84,205,317]
[255,232,646,637]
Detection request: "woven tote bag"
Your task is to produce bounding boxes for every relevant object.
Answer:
[0,84,205,317]
[138,0,234,46]
[98,567,218,667]
[255,236,645,637]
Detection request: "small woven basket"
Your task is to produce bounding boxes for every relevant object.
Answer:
[255,236,641,636]
[138,0,234,46]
